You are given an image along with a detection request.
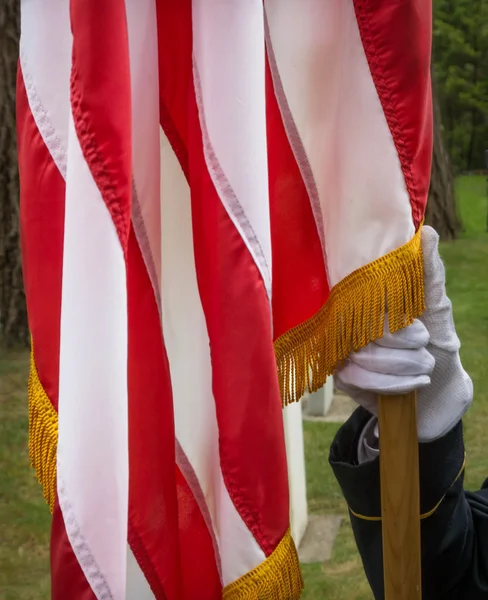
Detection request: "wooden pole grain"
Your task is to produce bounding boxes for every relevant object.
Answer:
[378,392,422,600]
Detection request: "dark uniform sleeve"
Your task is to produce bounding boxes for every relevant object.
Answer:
[329,407,488,599]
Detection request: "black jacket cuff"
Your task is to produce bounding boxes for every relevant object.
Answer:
[329,407,465,519]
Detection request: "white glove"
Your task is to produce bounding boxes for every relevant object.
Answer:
[335,226,473,442]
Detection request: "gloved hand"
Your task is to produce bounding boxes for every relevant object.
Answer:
[335,226,473,442]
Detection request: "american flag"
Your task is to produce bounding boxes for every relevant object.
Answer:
[17,0,431,598]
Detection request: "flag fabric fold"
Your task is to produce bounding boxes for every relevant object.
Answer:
[18,0,432,598]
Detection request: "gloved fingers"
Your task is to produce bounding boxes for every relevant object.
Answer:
[375,318,430,349]
[348,344,435,377]
[336,360,431,395]
[421,226,449,309]
[420,226,462,352]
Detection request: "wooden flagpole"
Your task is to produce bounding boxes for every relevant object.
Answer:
[378,392,422,600]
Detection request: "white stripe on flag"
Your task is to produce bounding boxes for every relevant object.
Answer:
[124,2,163,595]
[159,128,266,586]
[21,4,153,593]
[19,0,72,178]
[191,0,272,300]
[265,0,414,285]
[57,111,129,599]
[125,0,162,302]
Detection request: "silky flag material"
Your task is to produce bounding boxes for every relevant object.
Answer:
[17,0,432,598]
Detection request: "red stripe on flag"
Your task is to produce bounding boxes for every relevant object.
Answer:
[176,467,223,599]
[265,56,329,340]
[51,502,97,600]
[155,3,225,588]
[127,225,181,600]
[69,0,132,253]
[156,0,289,555]
[188,90,290,556]
[17,67,64,412]
[154,5,225,594]
[353,0,433,227]
[127,226,222,600]
[155,0,192,178]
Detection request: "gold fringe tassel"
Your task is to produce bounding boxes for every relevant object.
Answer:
[274,226,425,405]
[223,529,303,600]
[28,348,58,513]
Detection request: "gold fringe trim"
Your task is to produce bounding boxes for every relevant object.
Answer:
[28,348,58,513]
[274,226,425,405]
[223,529,303,600]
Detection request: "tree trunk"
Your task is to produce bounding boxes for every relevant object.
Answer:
[0,0,28,346]
[425,77,461,240]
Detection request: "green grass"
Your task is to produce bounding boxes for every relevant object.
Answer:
[0,176,487,599]
[301,175,488,598]
[0,349,50,600]
[445,175,488,490]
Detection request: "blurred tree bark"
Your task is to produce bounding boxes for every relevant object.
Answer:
[425,76,461,240]
[0,0,28,346]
